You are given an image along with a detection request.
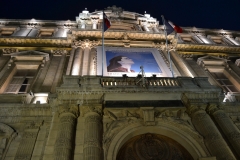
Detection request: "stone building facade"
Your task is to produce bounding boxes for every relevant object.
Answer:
[0,6,240,160]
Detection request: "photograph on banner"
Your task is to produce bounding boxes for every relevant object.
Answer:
[97,47,172,77]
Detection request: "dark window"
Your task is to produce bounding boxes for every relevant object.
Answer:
[211,72,239,93]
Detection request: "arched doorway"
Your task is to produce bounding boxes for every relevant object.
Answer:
[117,133,193,160]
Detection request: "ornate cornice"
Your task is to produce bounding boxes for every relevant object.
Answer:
[177,43,240,54]
[0,37,72,47]
[72,39,100,48]
[72,30,170,41]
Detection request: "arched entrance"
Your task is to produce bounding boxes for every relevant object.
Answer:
[105,123,209,160]
[117,133,193,160]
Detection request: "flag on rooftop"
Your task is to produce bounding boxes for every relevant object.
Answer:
[103,12,111,32]
[168,21,183,34]
[162,16,183,35]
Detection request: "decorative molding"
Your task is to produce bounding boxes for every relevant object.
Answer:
[0,38,72,47]
[72,39,100,49]
[2,48,18,54]
[51,49,68,55]
[177,43,240,54]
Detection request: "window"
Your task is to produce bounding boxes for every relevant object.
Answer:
[197,56,240,94]
[211,72,239,93]
[180,36,196,43]
[209,36,240,46]
[38,29,55,37]
[0,28,16,36]
[4,70,36,94]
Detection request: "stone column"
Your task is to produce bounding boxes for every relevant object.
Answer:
[71,47,83,76]
[54,105,79,160]
[170,51,197,77]
[83,105,102,160]
[72,40,99,76]
[89,49,97,75]
[207,104,240,158]
[66,48,76,75]
[152,26,159,33]
[91,18,99,29]
[188,105,236,160]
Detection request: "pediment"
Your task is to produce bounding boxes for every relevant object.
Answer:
[197,55,227,66]
[10,51,49,61]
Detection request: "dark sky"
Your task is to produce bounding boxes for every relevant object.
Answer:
[0,0,239,31]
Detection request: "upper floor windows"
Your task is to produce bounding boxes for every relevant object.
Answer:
[0,27,16,36]
[211,72,239,93]
[38,28,55,37]
[4,69,36,94]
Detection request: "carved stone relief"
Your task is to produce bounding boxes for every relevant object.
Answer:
[0,123,17,160]
[2,48,18,54]
[72,39,99,49]
[117,133,194,160]
[15,121,42,160]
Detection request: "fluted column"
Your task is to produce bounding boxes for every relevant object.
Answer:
[54,105,79,160]
[188,105,236,160]
[207,104,240,158]
[71,47,83,75]
[89,49,97,75]
[66,48,76,75]
[72,39,99,76]
[82,47,91,76]
[83,106,102,160]
[91,18,99,29]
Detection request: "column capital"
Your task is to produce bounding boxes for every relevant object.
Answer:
[206,103,221,115]
[72,39,100,49]
[58,104,79,118]
[80,104,102,117]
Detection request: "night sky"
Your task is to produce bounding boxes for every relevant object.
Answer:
[0,0,239,31]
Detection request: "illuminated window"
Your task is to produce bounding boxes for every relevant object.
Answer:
[180,36,196,43]
[0,28,16,36]
[209,36,240,46]
[4,69,36,94]
[38,29,55,37]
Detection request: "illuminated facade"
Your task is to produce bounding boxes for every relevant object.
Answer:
[1,6,240,160]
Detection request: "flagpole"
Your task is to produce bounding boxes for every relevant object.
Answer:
[102,10,104,77]
[161,15,174,77]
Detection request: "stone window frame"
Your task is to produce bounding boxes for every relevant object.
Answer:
[37,28,56,38]
[179,33,197,44]
[0,27,18,36]
[197,56,240,94]
[0,51,49,94]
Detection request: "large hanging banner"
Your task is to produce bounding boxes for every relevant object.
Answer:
[97,47,172,77]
